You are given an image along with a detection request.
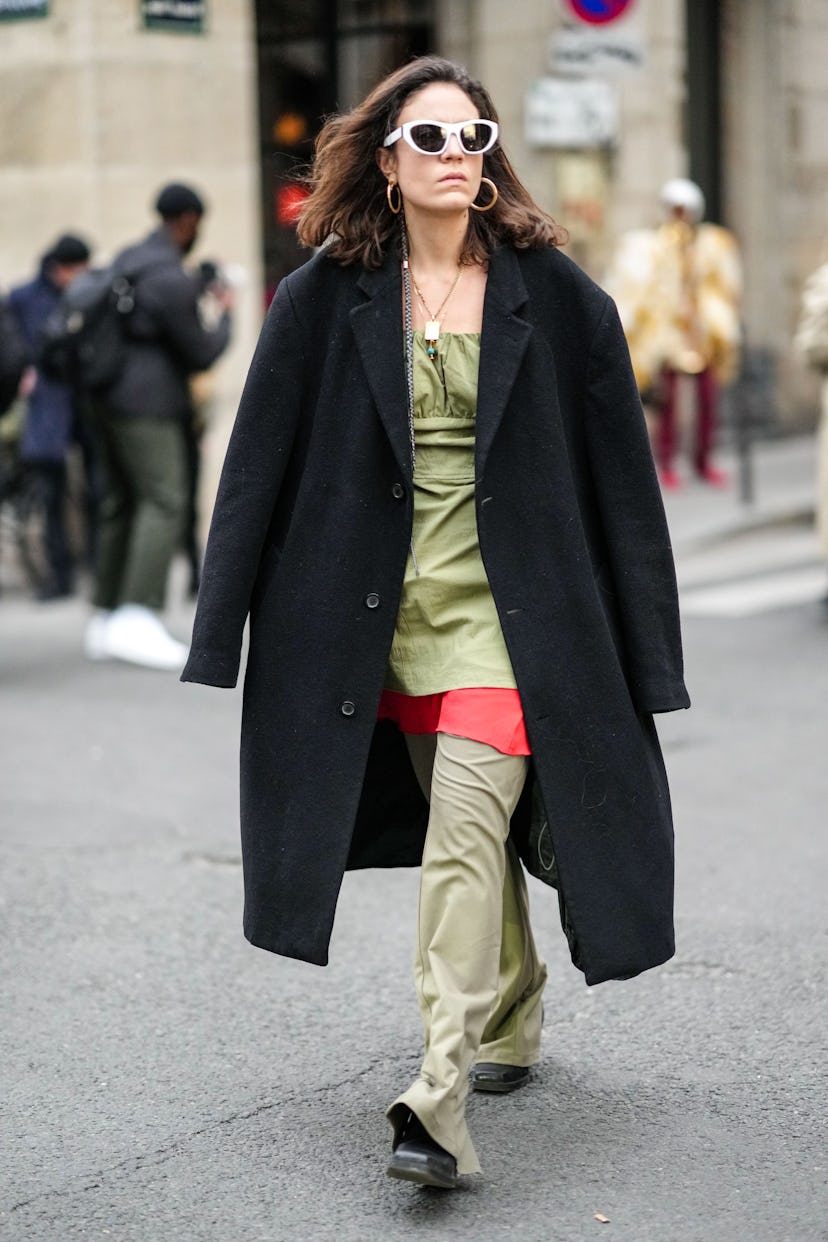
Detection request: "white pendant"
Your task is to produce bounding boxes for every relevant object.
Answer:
[424,319,440,343]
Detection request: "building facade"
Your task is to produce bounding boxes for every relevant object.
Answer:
[1,0,826,468]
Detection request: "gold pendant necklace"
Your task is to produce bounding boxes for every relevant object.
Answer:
[409,264,464,360]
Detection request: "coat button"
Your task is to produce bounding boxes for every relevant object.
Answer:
[364,592,380,609]
[340,700,356,717]
[392,482,405,499]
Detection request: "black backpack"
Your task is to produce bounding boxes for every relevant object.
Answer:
[37,267,139,393]
[0,296,28,415]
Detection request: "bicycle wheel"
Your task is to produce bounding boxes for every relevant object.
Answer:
[13,466,50,592]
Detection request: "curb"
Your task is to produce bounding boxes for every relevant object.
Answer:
[669,503,815,556]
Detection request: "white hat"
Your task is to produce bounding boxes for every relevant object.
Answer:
[659,178,705,222]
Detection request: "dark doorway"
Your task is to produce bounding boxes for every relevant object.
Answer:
[685,0,722,223]
[254,0,435,303]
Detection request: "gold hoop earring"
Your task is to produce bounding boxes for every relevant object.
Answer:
[470,177,498,213]
[386,180,402,215]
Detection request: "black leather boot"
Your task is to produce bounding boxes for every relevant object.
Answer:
[386,1111,458,1189]
[471,1062,530,1093]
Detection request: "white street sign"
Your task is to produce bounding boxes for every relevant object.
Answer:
[525,77,618,148]
[549,27,645,74]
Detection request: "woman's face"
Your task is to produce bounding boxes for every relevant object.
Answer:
[377,82,484,218]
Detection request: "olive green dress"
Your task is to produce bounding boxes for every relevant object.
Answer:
[385,331,518,696]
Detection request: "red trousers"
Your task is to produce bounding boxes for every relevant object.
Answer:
[656,366,717,474]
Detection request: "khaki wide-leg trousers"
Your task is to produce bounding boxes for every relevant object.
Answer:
[387,732,548,1175]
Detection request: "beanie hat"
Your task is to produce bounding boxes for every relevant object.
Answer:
[46,234,92,265]
[659,178,705,223]
[155,182,206,219]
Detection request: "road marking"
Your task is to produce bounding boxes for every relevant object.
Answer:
[680,566,826,617]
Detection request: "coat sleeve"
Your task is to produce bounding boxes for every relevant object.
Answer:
[181,278,305,688]
[141,269,232,374]
[583,293,691,714]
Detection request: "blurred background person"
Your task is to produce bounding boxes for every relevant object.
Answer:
[183,259,242,599]
[8,234,92,600]
[606,178,742,490]
[0,284,28,418]
[85,182,234,670]
[794,254,828,604]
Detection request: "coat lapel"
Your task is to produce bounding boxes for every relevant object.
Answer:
[350,246,532,479]
[350,258,411,478]
[476,247,533,475]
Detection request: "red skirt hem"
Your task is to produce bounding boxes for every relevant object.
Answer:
[377,687,531,757]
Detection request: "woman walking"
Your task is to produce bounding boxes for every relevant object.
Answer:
[182,56,690,1189]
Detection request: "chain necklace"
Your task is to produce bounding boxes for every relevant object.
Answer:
[400,219,419,575]
[409,263,464,360]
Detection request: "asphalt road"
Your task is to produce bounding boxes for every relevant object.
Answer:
[1,518,826,1241]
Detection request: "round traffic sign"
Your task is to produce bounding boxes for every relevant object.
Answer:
[563,0,635,23]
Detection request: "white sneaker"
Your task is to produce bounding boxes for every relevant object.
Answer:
[84,611,112,661]
[102,605,189,671]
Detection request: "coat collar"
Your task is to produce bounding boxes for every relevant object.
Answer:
[351,253,410,477]
[349,244,533,479]
[476,246,532,473]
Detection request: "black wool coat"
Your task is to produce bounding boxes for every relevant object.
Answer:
[182,242,691,986]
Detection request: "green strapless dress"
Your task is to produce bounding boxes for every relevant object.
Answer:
[385,331,518,696]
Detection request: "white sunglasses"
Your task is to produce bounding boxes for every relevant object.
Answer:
[383,118,499,156]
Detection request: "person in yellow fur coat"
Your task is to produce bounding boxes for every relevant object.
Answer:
[794,257,828,595]
[606,178,743,488]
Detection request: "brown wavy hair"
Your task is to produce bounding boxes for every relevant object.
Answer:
[296,56,566,268]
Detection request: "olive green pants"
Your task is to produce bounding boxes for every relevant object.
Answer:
[387,732,547,1175]
[92,415,187,612]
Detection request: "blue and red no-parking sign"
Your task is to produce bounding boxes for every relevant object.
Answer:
[563,0,635,23]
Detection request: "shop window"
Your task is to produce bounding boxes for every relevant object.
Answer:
[255,0,434,302]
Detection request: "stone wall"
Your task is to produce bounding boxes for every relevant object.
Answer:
[0,0,262,487]
[440,0,828,426]
[3,0,827,437]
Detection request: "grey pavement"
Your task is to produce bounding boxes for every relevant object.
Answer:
[663,434,825,613]
[661,432,818,555]
[1,433,826,1241]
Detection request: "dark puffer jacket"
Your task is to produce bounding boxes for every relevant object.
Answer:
[105,229,231,420]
